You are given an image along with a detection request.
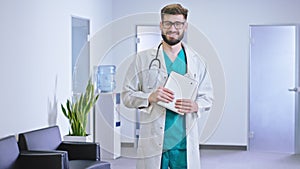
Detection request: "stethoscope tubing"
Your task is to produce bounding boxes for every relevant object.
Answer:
[149,43,163,70]
[149,42,187,70]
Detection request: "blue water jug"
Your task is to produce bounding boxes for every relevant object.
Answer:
[97,65,116,92]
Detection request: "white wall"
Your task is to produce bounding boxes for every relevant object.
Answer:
[0,0,112,138]
[1,0,300,147]
[109,0,300,146]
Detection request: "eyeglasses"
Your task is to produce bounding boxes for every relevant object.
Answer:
[162,21,185,29]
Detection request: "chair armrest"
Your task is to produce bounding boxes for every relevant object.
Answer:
[17,150,69,169]
[58,141,100,161]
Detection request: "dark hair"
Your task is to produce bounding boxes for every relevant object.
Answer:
[161,4,188,20]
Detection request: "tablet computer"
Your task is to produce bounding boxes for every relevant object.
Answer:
[157,71,198,115]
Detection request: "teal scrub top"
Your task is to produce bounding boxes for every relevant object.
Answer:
[163,49,187,151]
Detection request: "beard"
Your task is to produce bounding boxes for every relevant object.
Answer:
[161,31,184,46]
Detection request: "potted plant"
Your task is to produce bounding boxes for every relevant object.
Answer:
[61,79,99,142]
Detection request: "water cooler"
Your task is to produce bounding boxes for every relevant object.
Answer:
[94,65,121,159]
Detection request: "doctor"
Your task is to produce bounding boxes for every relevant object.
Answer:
[122,3,213,169]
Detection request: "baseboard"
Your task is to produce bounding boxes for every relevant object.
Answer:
[121,142,247,151]
[200,144,247,151]
[121,142,135,147]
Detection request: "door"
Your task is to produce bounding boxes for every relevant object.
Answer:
[71,16,91,135]
[136,25,161,51]
[249,25,296,153]
[72,17,90,94]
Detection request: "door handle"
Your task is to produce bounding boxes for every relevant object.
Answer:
[288,87,298,92]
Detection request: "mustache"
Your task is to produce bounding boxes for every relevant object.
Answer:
[161,34,181,46]
[165,31,179,35]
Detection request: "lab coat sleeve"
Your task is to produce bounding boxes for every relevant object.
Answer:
[121,53,152,113]
[195,64,214,117]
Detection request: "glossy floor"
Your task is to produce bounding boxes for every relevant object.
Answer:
[106,148,300,169]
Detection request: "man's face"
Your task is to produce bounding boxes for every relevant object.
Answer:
[160,14,187,46]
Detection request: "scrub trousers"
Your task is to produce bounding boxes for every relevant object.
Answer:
[160,149,187,169]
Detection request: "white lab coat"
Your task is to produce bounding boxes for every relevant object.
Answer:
[122,43,214,169]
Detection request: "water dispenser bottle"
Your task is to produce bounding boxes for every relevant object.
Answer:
[97,65,116,92]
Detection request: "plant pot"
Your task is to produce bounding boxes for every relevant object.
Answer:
[63,134,93,142]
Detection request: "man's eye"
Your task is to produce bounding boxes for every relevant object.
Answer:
[175,22,182,26]
[165,22,172,26]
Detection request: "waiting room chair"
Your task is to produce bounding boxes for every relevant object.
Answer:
[18,125,111,169]
[0,135,68,169]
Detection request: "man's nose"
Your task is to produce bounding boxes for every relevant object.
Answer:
[169,24,177,31]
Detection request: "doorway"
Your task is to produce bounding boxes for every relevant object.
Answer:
[71,16,91,135]
[249,25,299,153]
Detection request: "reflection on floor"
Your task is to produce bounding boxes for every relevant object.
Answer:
[105,147,300,169]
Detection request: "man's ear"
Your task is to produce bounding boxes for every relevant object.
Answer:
[184,22,188,32]
[160,21,163,30]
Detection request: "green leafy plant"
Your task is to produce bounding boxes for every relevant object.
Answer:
[61,79,99,136]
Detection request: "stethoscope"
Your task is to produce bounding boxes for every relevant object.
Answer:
[148,42,187,70]
[146,42,188,89]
